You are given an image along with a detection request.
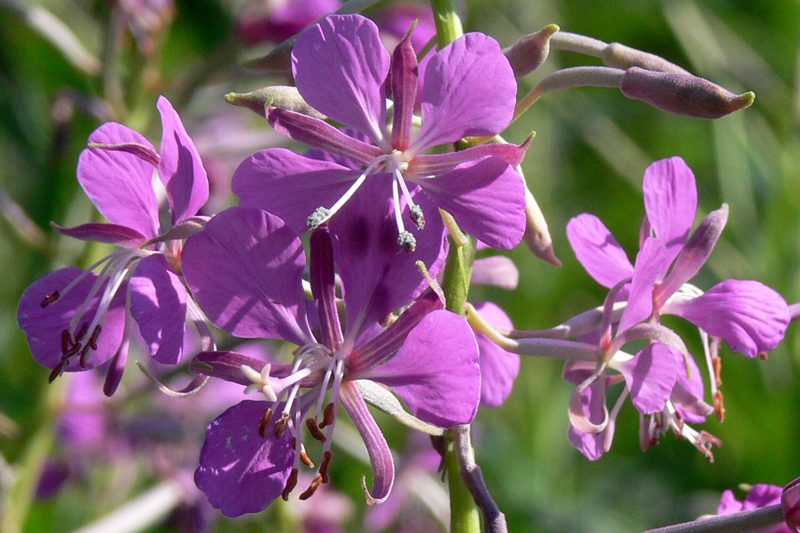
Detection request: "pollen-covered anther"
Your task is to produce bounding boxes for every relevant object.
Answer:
[409,204,425,230]
[398,231,416,253]
[300,449,315,468]
[758,351,768,360]
[41,290,60,308]
[319,402,335,429]
[273,412,291,439]
[306,418,327,442]
[712,355,723,387]
[298,474,323,500]
[258,407,274,437]
[713,390,725,422]
[307,207,332,230]
[319,451,332,484]
[282,468,298,501]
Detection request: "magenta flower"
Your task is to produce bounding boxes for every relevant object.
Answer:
[718,484,789,533]
[233,14,527,252]
[17,96,208,390]
[181,206,480,516]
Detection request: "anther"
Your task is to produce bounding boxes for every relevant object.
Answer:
[48,361,64,383]
[298,474,323,500]
[306,418,327,442]
[61,330,71,353]
[273,412,291,439]
[282,468,298,501]
[41,290,60,308]
[320,403,335,429]
[79,344,93,368]
[88,325,102,350]
[258,407,274,437]
[409,205,425,230]
[319,451,332,484]
[758,351,768,360]
[300,450,315,468]
[397,231,416,253]
[307,207,331,230]
[712,355,722,387]
[713,390,725,422]
[63,342,82,360]
[75,321,90,342]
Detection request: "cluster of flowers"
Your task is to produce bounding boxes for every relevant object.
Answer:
[14,5,794,528]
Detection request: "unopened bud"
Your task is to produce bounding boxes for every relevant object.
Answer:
[602,43,690,75]
[522,187,561,267]
[225,86,326,120]
[620,67,755,119]
[504,24,559,77]
[782,477,800,532]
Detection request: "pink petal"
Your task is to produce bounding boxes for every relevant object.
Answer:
[473,302,520,408]
[567,214,634,288]
[617,343,677,414]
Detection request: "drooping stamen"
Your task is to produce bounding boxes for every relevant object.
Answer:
[391,161,424,230]
[319,402,335,429]
[299,474,323,500]
[409,204,425,231]
[273,412,291,439]
[305,418,326,442]
[713,390,725,422]
[41,290,60,308]
[282,468,298,501]
[48,361,64,383]
[300,447,315,468]
[319,451,332,484]
[258,407,274,438]
[398,231,416,253]
[307,155,392,229]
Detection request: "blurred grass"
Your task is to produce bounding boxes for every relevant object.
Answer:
[1,0,799,531]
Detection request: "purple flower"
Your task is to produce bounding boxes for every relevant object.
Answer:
[233,14,527,252]
[236,0,342,46]
[473,302,520,408]
[181,206,480,516]
[718,484,789,533]
[17,96,208,390]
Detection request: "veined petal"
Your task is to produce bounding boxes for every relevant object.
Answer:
[233,148,358,236]
[357,310,481,428]
[643,156,697,269]
[671,349,713,424]
[292,14,390,144]
[17,268,126,371]
[411,33,516,152]
[408,140,530,176]
[663,279,790,358]
[78,123,160,240]
[182,207,314,345]
[128,254,187,365]
[195,400,294,517]
[339,381,395,505]
[567,379,608,460]
[157,96,209,225]
[471,255,519,290]
[417,156,526,250]
[51,221,148,248]
[268,107,384,167]
[331,176,447,341]
[618,238,666,333]
[473,302,520,408]
[616,343,677,414]
[567,214,634,288]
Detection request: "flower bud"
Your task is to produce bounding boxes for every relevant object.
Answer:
[225,86,326,119]
[601,42,690,75]
[503,24,559,77]
[620,67,755,119]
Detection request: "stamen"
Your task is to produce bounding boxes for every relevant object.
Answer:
[712,355,722,387]
[258,407,274,437]
[410,204,425,230]
[273,412,291,439]
[306,418,327,442]
[88,325,102,350]
[300,449,315,468]
[713,390,725,422]
[398,231,416,252]
[392,163,424,230]
[299,474,323,500]
[307,207,332,230]
[48,361,64,383]
[319,451,332,484]
[319,402,335,429]
[61,329,71,353]
[41,290,60,308]
[282,468,298,501]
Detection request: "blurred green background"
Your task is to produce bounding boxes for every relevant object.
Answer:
[1,0,798,531]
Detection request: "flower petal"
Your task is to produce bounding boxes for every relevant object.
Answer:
[412,33,516,151]
[616,343,677,414]
[417,156,526,250]
[567,213,634,288]
[182,207,314,345]
[195,400,294,517]
[360,310,480,427]
[567,379,608,460]
[157,96,209,225]
[618,237,666,333]
[17,268,126,371]
[78,123,160,240]
[292,14,390,144]
[643,156,697,269]
[339,381,395,505]
[471,256,519,290]
[473,302,520,408]
[233,148,358,235]
[671,350,712,423]
[129,254,188,365]
[331,175,447,341]
[664,279,790,358]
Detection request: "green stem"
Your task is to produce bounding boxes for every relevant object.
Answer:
[642,504,785,533]
[446,438,481,533]
[431,0,463,49]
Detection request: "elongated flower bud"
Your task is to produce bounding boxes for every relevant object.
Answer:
[601,42,690,75]
[620,67,755,119]
[225,86,326,119]
[504,24,559,77]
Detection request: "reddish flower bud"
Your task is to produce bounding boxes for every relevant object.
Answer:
[503,24,559,77]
